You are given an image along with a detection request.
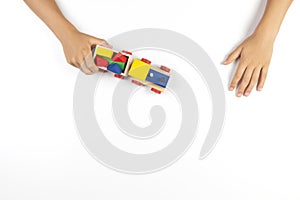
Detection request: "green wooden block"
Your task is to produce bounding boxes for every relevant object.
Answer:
[101,57,125,71]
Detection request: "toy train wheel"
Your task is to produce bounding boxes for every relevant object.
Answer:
[141,58,151,64]
[122,50,132,55]
[114,74,124,79]
[160,65,171,73]
[131,80,142,86]
[151,88,161,94]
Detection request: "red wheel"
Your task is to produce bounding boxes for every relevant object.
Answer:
[114,74,124,79]
[122,50,132,55]
[160,65,171,73]
[98,68,106,73]
[131,80,142,86]
[151,88,161,94]
[141,58,151,64]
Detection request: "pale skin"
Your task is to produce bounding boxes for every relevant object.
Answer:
[24,0,293,96]
[23,0,112,75]
[223,0,293,97]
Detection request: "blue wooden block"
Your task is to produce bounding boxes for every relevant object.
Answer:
[107,63,122,74]
[146,69,169,88]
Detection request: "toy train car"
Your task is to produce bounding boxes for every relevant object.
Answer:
[93,45,171,94]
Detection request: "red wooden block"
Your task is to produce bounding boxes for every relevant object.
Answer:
[112,53,128,63]
[95,55,109,67]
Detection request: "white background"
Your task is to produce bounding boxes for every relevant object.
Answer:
[1,0,300,199]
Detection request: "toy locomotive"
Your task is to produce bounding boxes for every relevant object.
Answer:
[93,45,171,94]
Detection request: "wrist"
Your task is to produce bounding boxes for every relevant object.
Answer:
[252,27,277,44]
[53,21,79,44]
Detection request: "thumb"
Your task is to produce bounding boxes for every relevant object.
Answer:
[222,46,242,65]
[89,37,112,49]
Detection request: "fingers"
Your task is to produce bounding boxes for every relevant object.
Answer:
[68,54,95,75]
[230,65,269,97]
[80,37,112,75]
[244,67,261,96]
[80,62,94,75]
[66,47,99,75]
[89,37,112,49]
[224,34,273,97]
[257,66,269,91]
[223,46,242,65]
[68,57,81,69]
[229,61,247,91]
[82,37,112,74]
[236,67,253,97]
[62,31,111,75]
[82,52,98,73]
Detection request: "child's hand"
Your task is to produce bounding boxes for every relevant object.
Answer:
[61,30,112,75]
[223,33,274,97]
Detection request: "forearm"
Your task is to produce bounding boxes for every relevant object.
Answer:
[253,0,293,42]
[23,0,78,43]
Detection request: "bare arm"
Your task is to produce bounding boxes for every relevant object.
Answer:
[255,0,293,43]
[223,0,293,97]
[24,0,111,74]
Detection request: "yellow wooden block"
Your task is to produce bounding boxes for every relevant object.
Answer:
[96,47,114,58]
[128,59,151,81]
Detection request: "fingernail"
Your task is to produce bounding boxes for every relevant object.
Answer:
[244,92,249,96]
[237,93,242,97]
[258,88,262,91]
[222,60,228,65]
[229,87,234,91]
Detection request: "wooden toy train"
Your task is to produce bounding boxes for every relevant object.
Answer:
[93,45,171,94]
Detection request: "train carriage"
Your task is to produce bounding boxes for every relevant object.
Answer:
[93,45,171,94]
